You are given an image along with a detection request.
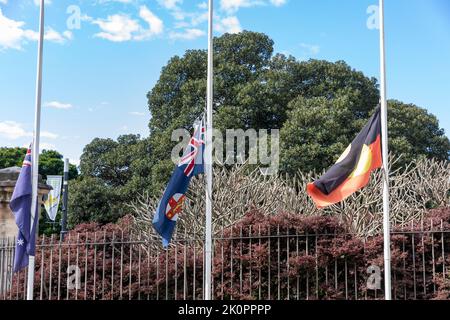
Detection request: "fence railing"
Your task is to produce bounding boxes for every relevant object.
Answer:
[1,223,449,300]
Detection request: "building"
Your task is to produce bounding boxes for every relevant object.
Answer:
[0,167,51,240]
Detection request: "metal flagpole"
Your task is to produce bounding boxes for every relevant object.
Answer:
[204,0,214,301]
[27,0,45,301]
[60,158,69,240]
[379,0,392,300]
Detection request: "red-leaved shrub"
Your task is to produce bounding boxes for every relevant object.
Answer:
[6,207,450,300]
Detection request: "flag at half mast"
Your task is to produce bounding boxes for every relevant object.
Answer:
[307,106,382,208]
[153,116,206,247]
[10,146,39,273]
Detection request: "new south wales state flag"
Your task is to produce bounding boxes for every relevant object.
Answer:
[153,117,205,247]
[307,106,382,208]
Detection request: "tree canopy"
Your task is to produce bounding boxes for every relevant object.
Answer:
[0,147,78,179]
[69,31,449,227]
[69,134,152,226]
[147,31,449,175]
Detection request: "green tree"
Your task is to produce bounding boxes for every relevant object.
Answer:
[65,31,449,228]
[387,100,450,165]
[40,150,78,180]
[147,31,448,178]
[67,177,121,227]
[69,134,152,226]
[0,147,78,179]
[281,98,450,174]
[280,95,364,174]
[146,31,385,178]
[0,147,28,168]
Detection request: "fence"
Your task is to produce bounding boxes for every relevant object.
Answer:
[1,222,449,300]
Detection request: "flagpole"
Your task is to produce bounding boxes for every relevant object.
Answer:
[27,0,45,301]
[379,0,392,300]
[204,0,214,301]
[61,158,69,240]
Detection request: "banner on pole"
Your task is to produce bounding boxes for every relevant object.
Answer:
[44,175,62,221]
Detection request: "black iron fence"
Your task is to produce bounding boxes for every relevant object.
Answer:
[1,223,449,300]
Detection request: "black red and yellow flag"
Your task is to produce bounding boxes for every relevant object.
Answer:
[307,107,382,208]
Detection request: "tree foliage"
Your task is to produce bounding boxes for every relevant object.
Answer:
[0,147,28,169]
[281,97,450,173]
[387,100,450,165]
[147,31,449,177]
[0,147,78,179]
[68,177,120,227]
[69,134,152,227]
[67,31,449,227]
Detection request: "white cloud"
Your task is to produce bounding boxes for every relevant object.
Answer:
[69,158,80,167]
[157,0,182,10]
[270,0,286,6]
[33,0,52,6]
[0,0,7,5]
[93,14,140,42]
[169,28,205,40]
[42,28,72,43]
[0,121,57,140]
[173,21,190,29]
[299,43,320,55]
[190,11,208,26]
[129,111,145,116]
[137,5,164,39]
[0,121,31,140]
[39,142,56,151]
[157,0,207,27]
[0,9,36,50]
[170,9,208,33]
[93,5,163,42]
[157,2,209,41]
[0,9,72,50]
[198,2,208,10]
[41,131,58,139]
[99,0,134,3]
[44,101,73,109]
[220,0,262,12]
[215,16,242,34]
[171,10,186,21]
[20,141,57,152]
[41,27,70,43]
[220,0,286,12]
[62,30,73,40]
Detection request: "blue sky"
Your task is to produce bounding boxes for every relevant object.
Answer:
[0,0,449,166]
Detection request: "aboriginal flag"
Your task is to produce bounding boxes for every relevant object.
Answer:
[307,107,382,208]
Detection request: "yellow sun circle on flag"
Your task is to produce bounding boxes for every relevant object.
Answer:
[351,144,373,177]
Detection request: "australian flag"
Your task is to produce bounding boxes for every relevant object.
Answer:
[9,147,38,273]
[153,116,206,247]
